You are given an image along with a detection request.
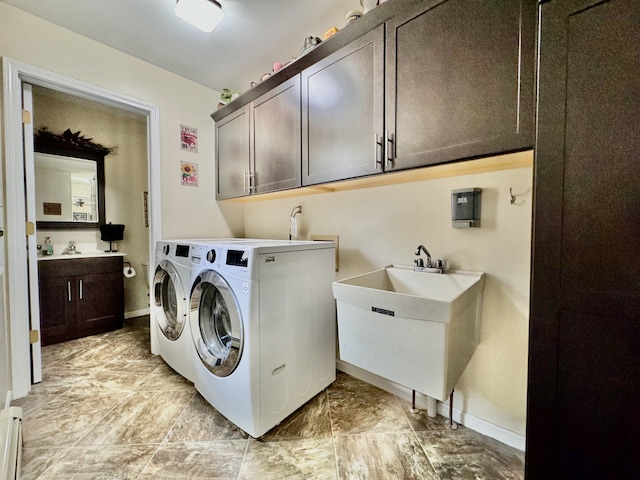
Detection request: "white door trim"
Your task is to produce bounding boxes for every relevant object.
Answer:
[2,57,162,399]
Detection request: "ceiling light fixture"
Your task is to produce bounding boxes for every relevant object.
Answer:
[174,0,224,33]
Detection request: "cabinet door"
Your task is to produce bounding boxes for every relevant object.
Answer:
[75,272,124,338]
[38,276,75,346]
[252,75,302,194]
[385,0,535,171]
[528,0,640,477]
[302,26,384,185]
[216,105,250,199]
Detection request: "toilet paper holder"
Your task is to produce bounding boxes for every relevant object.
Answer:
[123,261,136,278]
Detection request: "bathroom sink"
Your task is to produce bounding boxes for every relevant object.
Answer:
[332,265,484,401]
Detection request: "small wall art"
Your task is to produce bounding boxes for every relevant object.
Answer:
[180,124,198,152]
[181,161,198,187]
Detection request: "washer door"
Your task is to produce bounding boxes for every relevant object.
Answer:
[190,270,243,377]
[153,260,187,340]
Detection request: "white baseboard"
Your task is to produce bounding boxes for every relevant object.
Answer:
[125,308,150,319]
[336,360,526,452]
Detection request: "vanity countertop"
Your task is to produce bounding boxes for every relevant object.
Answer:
[37,251,126,261]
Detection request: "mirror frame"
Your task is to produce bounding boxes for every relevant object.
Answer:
[35,143,106,230]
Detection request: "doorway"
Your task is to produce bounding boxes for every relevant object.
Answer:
[2,58,162,400]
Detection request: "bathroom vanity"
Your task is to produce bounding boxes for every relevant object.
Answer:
[37,253,124,346]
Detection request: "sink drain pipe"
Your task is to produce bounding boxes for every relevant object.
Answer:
[409,390,438,418]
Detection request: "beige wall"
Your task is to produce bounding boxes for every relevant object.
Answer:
[32,87,150,315]
[244,164,532,436]
[0,2,243,401]
[0,2,244,241]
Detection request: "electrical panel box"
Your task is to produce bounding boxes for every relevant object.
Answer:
[451,188,482,228]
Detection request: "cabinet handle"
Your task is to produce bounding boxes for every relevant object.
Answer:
[68,281,72,302]
[79,279,83,300]
[385,131,395,169]
[374,134,383,169]
[248,171,255,192]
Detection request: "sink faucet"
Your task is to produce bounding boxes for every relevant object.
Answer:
[63,240,81,255]
[414,244,445,273]
[415,244,432,268]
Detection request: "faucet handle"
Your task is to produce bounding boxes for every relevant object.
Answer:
[414,258,425,268]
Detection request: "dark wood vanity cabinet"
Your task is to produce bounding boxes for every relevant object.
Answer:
[38,256,124,345]
[384,0,535,171]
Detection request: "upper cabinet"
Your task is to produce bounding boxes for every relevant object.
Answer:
[302,25,385,186]
[216,76,301,200]
[385,0,536,171]
[213,0,536,198]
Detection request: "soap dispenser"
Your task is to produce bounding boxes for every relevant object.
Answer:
[44,237,53,255]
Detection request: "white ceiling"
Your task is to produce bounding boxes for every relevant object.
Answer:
[2,0,362,94]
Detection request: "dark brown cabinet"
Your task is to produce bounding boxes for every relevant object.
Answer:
[528,0,640,477]
[214,0,536,196]
[216,105,250,200]
[38,256,124,345]
[302,25,385,185]
[385,0,535,171]
[216,76,301,199]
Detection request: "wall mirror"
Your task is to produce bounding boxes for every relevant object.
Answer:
[34,129,109,229]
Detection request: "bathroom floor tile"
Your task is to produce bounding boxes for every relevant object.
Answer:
[328,373,412,435]
[76,390,194,446]
[34,444,157,480]
[165,393,249,442]
[238,437,336,480]
[14,317,524,479]
[334,432,439,480]
[137,440,248,480]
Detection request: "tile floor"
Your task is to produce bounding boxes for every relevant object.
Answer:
[13,316,524,479]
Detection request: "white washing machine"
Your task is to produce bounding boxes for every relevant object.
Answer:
[152,240,198,381]
[188,239,336,438]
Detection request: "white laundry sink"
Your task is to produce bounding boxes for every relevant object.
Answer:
[332,265,484,401]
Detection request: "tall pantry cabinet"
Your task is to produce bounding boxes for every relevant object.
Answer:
[528,0,640,477]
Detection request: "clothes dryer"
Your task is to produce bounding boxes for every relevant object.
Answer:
[189,239,336,437]
[152,241,197,381]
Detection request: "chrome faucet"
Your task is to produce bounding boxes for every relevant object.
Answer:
[62,240,81,255]
[415,244,432,268]
[414,244,445,273]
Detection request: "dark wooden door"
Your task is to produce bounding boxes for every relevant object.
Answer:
[528,0,640,477]
[385,0,535,171]
[302,25,385,185]
[252,75,301,194]
[216,104,250,199]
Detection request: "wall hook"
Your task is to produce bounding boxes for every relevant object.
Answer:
[509,187,517,205]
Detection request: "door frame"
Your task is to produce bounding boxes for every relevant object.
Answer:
[2,57,162,400]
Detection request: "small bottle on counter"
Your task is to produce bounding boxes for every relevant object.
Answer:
[43,237,53,255]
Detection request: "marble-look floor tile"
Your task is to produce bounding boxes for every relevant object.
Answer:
[335,432,438,480]
[10,391,58,418]
[165,393,248,442]
[22,391,124,448]
[55,338,130,369]
[429,452,524,480]
[77,390,194,445]
[239,437,337,480]
[137,440,248,480]
[20,447,69,480]
[262,391,332,439]
[35,444,157,480]
[137,362,196,391]
[328,373,411,435]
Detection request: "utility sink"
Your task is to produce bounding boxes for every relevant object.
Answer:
[332,265,484,401]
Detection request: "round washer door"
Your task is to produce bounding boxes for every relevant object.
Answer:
[190,270,243,377]
[152,260,187,340]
